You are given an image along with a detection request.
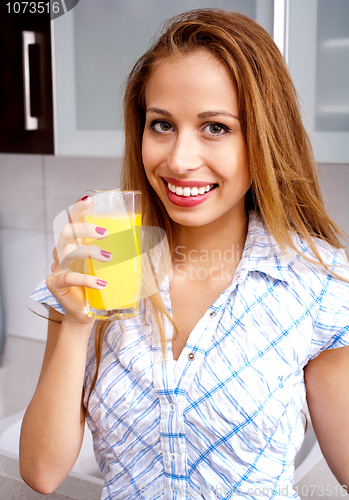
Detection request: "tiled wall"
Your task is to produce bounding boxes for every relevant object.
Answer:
[0,155,348,342]
[0,154,122,341]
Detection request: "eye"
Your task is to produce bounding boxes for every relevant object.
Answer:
[204,123,230,135]
[151,121,174,133]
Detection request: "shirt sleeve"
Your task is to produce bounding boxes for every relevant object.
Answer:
[308,249,349,361]
[30,279,65,315]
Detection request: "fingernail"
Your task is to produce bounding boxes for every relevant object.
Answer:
[100,250,111,258]
[81,195,91,201]
[95,227,107,235]
[96,279,107,287]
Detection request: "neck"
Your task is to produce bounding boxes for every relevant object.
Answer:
[172,209,249,269]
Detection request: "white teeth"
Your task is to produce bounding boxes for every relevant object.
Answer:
[168,183,215,197]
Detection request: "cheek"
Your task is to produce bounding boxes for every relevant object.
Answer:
[141,134,149,169]
[141,136,157,176]
[220,145,249,177]
[234,141,250,184]
[141,140,159,193]
[239,162,252,192]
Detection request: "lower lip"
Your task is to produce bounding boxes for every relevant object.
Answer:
[163,180,217,207]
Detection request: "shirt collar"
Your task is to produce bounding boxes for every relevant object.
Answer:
[235,211,295,284]
[157,211,295,304]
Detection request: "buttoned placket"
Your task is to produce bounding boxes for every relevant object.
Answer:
[153,306,233,498]
[151,269,247,499]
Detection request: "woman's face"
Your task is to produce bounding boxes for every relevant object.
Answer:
[142,49,251,229]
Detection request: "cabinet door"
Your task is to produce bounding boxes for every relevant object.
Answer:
[52,0,274,157]
[288,0,349,163]
[0,4,54,154]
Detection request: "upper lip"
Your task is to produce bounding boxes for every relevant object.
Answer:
[162,176,217,188]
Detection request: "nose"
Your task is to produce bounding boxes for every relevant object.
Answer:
[167,132,203,174]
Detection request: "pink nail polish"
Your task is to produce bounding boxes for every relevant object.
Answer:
[95,227,107,235]
[96,279,107,287]
[100,250,111,258]
[81,195,90,201]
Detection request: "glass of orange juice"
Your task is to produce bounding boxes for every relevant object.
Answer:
[84,190,142,320]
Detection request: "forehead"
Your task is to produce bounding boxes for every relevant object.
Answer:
[144,49,238,110]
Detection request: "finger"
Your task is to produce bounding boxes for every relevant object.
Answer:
[51,258,61,275]
[68,195,93,224]
[56,222,108,254]
[60,244,112,270]
[47,271,107,293]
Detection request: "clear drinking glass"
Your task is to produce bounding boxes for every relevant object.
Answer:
[84,190,142,320]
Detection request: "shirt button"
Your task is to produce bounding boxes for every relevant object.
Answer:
[188,352,195,361]
[209,311,217,317]
[169,403,175,412]
[170,453,176,461]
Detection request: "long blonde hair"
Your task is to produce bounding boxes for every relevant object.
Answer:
[122,8,345,250]
[87,8,347,413]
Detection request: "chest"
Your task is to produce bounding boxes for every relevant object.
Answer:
[88,277,315,463]
[169,271,235,360]
[88,280,311,473]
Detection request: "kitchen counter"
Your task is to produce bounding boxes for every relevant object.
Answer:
[0,455,103,499]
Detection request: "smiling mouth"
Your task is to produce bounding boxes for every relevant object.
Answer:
[164,180,218,197]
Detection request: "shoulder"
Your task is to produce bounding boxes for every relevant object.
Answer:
[283,230,349,356]
[287,232,349,316]
[288,235,349,330]
[244,213,349,331]
[291,227,348,269]
[249,212,349,283]
[290,232,349,282]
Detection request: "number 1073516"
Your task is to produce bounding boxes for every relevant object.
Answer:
[6,2,62,14]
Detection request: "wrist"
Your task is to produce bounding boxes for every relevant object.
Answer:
[61,314,95,336]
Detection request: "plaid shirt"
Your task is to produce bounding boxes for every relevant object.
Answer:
[31,212,349,500]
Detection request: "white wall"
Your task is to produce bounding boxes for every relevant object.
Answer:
[0,154,122,341]
[317,164,349,248]
[0,154,348,342]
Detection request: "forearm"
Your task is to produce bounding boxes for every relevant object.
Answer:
[19,317,93,494]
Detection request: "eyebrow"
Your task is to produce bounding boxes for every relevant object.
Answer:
[198,110,240,121]
[146,107,240,121]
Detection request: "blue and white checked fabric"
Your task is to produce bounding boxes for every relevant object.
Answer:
[31,212,349,500]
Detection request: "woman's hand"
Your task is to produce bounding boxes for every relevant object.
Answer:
[46,195,111,325]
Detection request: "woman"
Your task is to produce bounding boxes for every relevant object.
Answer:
[20,9,349,499]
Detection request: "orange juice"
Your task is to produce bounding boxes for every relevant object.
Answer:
[84,213,142,319]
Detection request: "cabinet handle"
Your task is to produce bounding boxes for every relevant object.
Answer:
[22,31,43,131]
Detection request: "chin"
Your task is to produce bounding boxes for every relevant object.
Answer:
[168,210,215,228]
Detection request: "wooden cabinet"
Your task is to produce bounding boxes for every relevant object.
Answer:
[0,3,54,154]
